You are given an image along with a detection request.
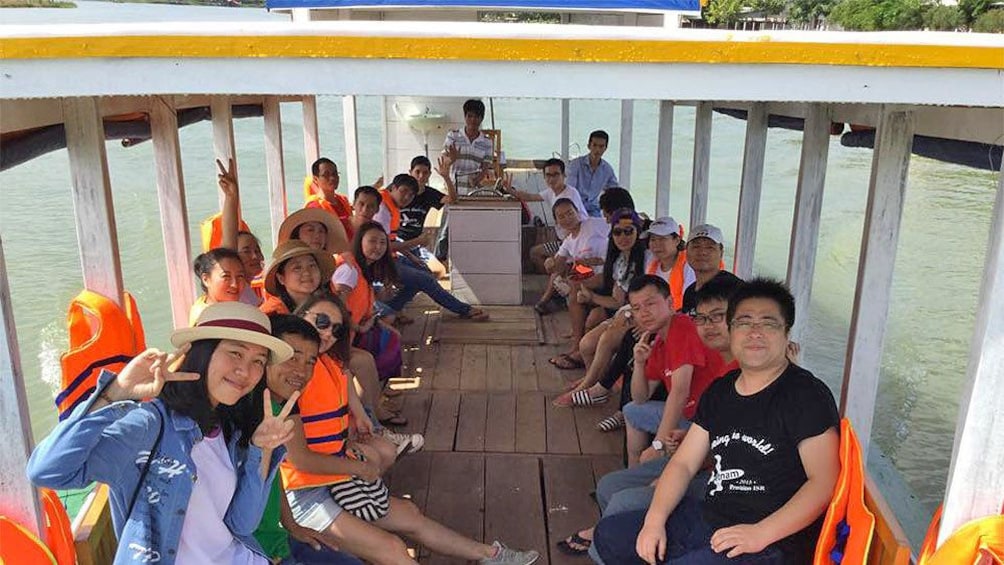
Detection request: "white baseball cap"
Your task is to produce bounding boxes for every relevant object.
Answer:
[641,216,683,239]
[688,224,725,245]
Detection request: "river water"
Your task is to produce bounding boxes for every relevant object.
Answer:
[1,1,998,545]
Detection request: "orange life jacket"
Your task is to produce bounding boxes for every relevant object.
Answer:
[333,253,375,328]
[646,251,690,311]
[813,418,875,565]
[259,295,291,316]
[0,516,56,565]
[57,290,145,420]
[199,212,250,252]
[378,189,401,240]
[918,506,1004,565]
[280,355,351,490]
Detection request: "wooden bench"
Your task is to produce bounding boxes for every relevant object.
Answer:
[72,484,116,565]
[864,474,912,565]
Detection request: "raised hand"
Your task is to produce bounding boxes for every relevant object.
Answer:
[372,175,385,190]
[105,346,199,402]
[252,389,299,451]
[500,170,514,193]
[633,332,654,364]
[216,158,238,199]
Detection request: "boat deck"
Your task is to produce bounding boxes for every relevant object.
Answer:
[383,277,625,564]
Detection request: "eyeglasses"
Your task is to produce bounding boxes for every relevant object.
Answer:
[612,227,636,237]
[691,311,726,326]
[544,172,563,178]
[313,313,346,339]
[730,319,786,333]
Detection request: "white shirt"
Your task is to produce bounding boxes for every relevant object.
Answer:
[444,129,494,193]
[652,259,697,289]
[373,204,392,235]
[541,184,588,238]
[555,217,609,269]
[332,262,359,290]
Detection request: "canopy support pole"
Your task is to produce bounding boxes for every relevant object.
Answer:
[211,96,238,213]
[264,96,287,245]
[343,95,361,191]
[151,96,195,329]
[655,100,674,218]
[839,106,915,455]
[690,101,713,228]
[786,103,830,341]
[939,158,1004,545]
[560,99,570,162]
[619,99,634,190]
[302,95,321,177]
[733,102,768,279]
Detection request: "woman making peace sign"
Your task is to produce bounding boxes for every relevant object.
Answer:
[28,302,300,565]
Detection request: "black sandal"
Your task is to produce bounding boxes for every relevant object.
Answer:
[556,532,592,556]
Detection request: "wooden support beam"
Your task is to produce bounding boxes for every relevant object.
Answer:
[342,95,361,191]
[839,107,915,455]
[150,96,195,329]
[63,97,124,306]
[939,159,1004,544]
[690,101,713,228]
[655,100,674,218]
[0,237,43,537]
[560,99,570,162]
[263,96,287,246]
[210,96,238,212]
[302,95,320,177]
[619,99,634,190]
[785,103,831,341]
[733,102,768,279]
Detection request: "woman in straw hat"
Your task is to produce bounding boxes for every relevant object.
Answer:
[278,207,350,257]
[260,240,336,316]
[28,302,299,565]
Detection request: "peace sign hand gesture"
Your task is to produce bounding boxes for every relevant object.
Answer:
[103,346,199,402]
[252,389,300,451]
[216,158,238,199]
[633,332,654,364]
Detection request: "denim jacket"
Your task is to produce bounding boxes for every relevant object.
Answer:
[27,370,284,564]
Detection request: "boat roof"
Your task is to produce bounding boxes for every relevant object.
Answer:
[264,0,702,10]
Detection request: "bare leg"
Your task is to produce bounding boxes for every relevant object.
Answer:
[584,306,609,334]
[578,322,606,371]
[350,347,402,423]
[321,511,416,565]
[351,437,398,474]
[565,282,587,358]
[529,243,552,274]
[626,421,650,468]
[375,498,495,561]
[575,324,628,394]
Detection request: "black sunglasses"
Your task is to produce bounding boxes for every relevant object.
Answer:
[314,313,346,338]
[612,227,636,237]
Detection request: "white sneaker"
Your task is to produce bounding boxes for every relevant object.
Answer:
[381,429,425,456]
[480,541,539,565]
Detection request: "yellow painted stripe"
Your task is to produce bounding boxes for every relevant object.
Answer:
[1,35,1001,69]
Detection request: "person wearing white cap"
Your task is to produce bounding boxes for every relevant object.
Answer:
[29,302,298,565]
[681,223,742,315]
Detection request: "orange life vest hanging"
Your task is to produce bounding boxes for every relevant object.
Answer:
[199,213,251,252]
[0,488,74,565]
[813,418,875,565]
[646,251,690,311]
[333,253,375,328]
[279,355,351,490]
[0,516,56,565]
[918,506,1004,565]
[56,290,145,420]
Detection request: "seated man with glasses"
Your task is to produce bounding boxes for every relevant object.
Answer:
[593,278,840,565]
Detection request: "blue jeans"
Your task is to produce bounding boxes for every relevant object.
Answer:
[384,257,472,315]
[593,497,784,565]
[282,540,364,565]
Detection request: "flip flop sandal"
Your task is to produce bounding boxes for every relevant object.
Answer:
[556,533,592,556]
[596,412,626,432]
[571,389,608,407]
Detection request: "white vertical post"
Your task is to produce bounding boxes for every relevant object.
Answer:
[150,96,195,329]
[939,159,1004,545]
[619,99,634,190]
[63,97,124,306]
[560,99,570,161]
[733,103,769,279]
[0,238,43,537]
[343,95,361,190]
[655,100,675,218]
[211,96,238,212]
[839,107,915,455]
[263,96,288,245]
[302,95,320,177]
[785,104,830,341]
[690,101,713,228]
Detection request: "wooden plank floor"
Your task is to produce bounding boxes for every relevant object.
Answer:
[384,295,626,564]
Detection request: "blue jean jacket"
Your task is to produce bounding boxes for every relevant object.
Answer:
[27,370,284,565]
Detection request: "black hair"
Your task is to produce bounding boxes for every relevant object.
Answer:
[627,274,671,299]
[589,130,610,144]
[462,99,486,119]
[542,158,565,175]
[391,173,419,195]
[311,157,336,177]
[410,155,432,170]
[551,197,578,218]
[292,293,352,364]
[696,276,745,309]
[274,254,324,313]
[194,248,243,292]
[160,339,263,448]
[726,277,795,331]
[352,221,399,288]
[599,187,634,215]
[290,221,327,243]
[353,185,381,206]
[237,230,260,246]
[269,313,321,346]
[602,216,647,296]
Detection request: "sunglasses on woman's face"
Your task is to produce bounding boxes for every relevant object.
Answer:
[612,227,636,237]
[313,313,346,339]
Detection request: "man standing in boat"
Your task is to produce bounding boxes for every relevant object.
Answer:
[565,130,620,218]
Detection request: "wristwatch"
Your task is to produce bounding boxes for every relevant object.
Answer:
[651,439,664,452]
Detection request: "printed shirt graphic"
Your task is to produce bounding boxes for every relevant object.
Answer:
[643,314,707,420]
[397,187,446,242]
[693,363,840,563]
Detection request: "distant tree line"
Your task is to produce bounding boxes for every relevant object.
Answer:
[702,0,1004,32]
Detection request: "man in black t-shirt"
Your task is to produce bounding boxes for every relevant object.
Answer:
[593,278,840,565]
[680,224,742,315]
[397,155,457,279]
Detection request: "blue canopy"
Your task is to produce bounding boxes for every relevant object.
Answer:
[266,0,701,11]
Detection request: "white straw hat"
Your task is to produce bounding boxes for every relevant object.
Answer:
[171,302,293,365]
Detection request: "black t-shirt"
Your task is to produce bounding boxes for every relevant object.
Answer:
[681,270,744,314]
[397,187,446,242]
[693,364,839,564]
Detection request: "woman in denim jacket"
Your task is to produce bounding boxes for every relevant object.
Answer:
[28,302,300,565]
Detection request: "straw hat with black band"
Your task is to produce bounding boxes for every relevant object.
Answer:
[277,208,349,254]
[171,302,293,365]
[263,240,336,297]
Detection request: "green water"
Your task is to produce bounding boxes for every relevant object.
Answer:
[0,1,998,546]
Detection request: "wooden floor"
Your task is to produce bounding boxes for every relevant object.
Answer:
[383,291,626,565]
